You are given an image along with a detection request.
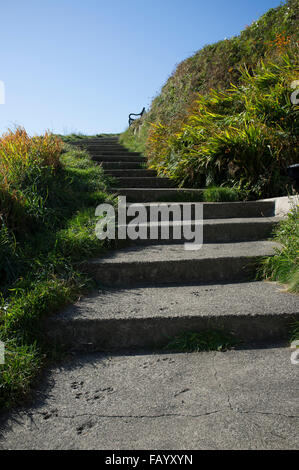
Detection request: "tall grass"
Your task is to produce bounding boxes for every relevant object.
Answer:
[0,129,115,409]
[0,128,61,180]
[258,200,299,293]
[0,128,63,234]
[146,54,298,198]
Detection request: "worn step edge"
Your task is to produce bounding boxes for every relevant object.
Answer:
[89,151,142,156]
[110,188,205,202]
[100,162,145,169]
[45,309,299,352]
[114,177,175,188]
[123,201,276,219]
[74,143,124,146]
[105,170,157,177]
[85,255,268,286]
[113,219,278,244]
[92,156,146,162]
[72,139,119,143]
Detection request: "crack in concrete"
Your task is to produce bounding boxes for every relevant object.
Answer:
[212,352,234,411]
[211,352,299,424]
[24,407,299,422]
[237,410,299,419]
[234,409,288,444]
[30,409,226,420]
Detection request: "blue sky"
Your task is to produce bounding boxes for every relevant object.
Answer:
[0,0,283,136]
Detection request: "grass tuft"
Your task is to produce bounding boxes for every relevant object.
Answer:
[164,330,238,353]
[203,187,241,202]
[258,199,299,293]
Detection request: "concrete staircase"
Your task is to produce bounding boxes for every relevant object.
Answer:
[48,137,299,350]
[72,137,204,202]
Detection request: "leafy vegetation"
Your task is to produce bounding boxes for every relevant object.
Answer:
[258,200,299,293]
[0,128,115,409]
[147,56,298,198]
[121,0,299,199]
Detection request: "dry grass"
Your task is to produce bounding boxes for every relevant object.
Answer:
[0,127,62,186]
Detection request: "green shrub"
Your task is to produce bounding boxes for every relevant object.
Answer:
[258,200,299,292]
[146,55,298,198]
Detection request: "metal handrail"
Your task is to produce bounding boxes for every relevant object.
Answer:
[129,107,145,126]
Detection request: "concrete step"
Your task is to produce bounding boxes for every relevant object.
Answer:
[122,201,276,220]
[73,142,121,148]
[72,139,123,144]
[110,188,205,202]
[45,281,299,350]
[88,150,141,156]
[115,218,279,245]
[73,142,121,147]
[85,241,280,286]
[92,155,146,163]
[100,161,145,170]
[4,346,299,450]
[104,169,156,177]
[114,177,175,188]
[84,147,129,152]
[74,140,121,143]
[72,138,119,144]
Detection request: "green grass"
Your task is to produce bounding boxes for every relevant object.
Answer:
[203,187,241,202]
[0,137,116,410]
[154,186,244,203]
[258,199,299,293]
[164,330,238,352]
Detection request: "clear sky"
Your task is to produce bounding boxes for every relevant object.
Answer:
[0,0,283,136]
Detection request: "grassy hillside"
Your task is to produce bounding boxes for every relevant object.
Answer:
[0,128,115,409]
[121,0,299,198]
